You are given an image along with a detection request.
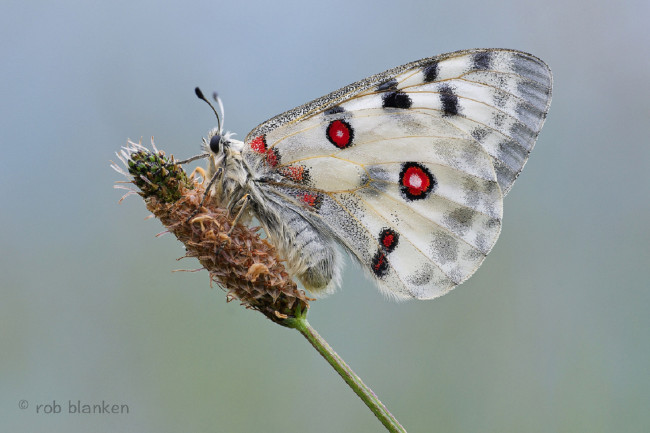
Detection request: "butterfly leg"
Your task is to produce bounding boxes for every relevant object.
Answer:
[186,167,223,223]
[188,166,207,182]
[227,194,250,236]
[176,153,210,165]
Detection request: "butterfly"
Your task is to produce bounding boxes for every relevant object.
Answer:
[193,48,552,300]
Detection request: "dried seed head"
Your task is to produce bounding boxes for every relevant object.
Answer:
[113,140,311,325]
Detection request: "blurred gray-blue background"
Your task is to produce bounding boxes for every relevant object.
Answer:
[2,0,649,432]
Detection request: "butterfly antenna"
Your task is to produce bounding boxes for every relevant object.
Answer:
[213,92,225,133]
[195,87,222,133]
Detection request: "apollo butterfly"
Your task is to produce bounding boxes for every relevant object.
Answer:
[197,49,552,300]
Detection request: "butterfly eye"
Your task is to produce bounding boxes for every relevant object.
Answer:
[209,134,222,153]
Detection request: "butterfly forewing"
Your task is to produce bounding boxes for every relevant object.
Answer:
[241,49,552,299]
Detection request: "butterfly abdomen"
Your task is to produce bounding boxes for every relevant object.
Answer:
[249,182,342,293]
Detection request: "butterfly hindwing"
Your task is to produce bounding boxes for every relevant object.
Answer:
[242,49,552,299]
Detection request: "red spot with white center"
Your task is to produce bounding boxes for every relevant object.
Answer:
[250,135,266,153]
[399,162,435,200]
[326,119,354,149]
[404,167,428,194]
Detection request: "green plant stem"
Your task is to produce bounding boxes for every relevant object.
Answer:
[285,315,407,433]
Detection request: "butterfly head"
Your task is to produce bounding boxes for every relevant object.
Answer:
[209,132,223,154]
[205,128,243,159]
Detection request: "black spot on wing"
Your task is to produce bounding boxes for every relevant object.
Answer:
[422,61,439,82]
[325,105,345,115]
[377,79,398,91]
[371,251,389,278]
[382,91,412,109]
[439,84,459,116]
[378,228,399,253]
[473,51,491,70]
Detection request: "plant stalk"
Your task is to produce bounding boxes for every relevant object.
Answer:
[285,315,407,433]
